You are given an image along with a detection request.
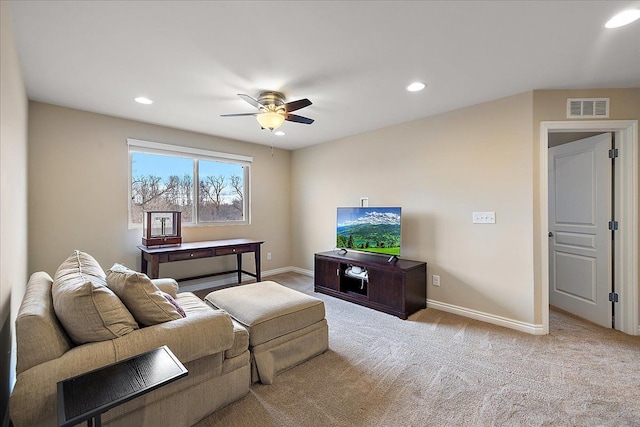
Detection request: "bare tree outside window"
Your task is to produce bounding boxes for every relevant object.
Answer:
[129,150,247,226]
[230,175,244,214]
[198,159,244,222]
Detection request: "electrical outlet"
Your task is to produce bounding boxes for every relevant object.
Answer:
[267,252,272,261]
[432,274,440,286]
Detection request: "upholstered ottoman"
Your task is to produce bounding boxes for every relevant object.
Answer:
[205,281,328,384]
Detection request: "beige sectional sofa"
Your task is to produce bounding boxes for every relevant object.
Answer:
[10,252,251,427]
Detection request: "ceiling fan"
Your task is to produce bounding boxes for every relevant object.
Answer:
[221,91,314,131]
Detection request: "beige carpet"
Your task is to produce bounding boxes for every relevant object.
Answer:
[193,272,640,427]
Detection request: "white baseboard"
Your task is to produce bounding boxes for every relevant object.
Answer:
[287,266,314,277]
[261,266,298,277]
[177,274,242,293]
[178,266,313,293]
[287,269,543,335]
[275,269,543,335]
[427,299,545,335]
[178,269,544,335]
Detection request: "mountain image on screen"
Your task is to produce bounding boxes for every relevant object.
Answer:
[336,207,401,256]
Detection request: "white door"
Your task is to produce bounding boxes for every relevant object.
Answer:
[548,133,612,328]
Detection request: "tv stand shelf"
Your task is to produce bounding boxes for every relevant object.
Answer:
[314,251,427,319]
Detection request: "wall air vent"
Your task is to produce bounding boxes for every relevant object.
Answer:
[567,98,610,119]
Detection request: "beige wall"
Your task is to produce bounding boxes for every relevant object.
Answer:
[531,88,640,324]
[292,92,537,326]
[0,0,29,413]
[291,87,638,332]
[28,102,291,281]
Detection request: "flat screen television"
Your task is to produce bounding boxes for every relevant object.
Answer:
[336,207,402,258]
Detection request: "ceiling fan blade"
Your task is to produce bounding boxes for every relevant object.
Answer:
[237,94,263,110]
[220,112,257,117]
[285,114,314,124]
[284,98,312,112]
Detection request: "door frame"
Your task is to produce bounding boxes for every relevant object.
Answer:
[539,120,638,335]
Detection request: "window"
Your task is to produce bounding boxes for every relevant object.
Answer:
[128,139,252,227]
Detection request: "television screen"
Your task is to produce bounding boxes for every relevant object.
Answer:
[336,207,401,256]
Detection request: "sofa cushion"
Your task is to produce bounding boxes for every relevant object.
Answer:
[113,292,235,363]
[106,263,183,326]
[52,250,138,344]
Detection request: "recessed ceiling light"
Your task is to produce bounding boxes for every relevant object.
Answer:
[605,9,640,28]
[134,97,153,105]
[274,131,285,136]
[406,82,426,92]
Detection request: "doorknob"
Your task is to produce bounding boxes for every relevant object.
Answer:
[548,232,553,237]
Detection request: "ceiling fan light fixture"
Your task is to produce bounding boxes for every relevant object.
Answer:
[256,111,285,130]
[134,96,153,104]
[605,9,640,28]
[406,82,426,92]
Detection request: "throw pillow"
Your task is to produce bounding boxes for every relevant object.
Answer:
[160,291,186,318]
[52,250,138,344]
[106,263,183,326]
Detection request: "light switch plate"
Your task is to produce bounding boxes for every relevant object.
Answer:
[473,212,496,224]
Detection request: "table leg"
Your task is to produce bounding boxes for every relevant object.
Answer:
[236,253,242,284]
[146,255,160,279]
[140,251,148,275]
[141,252,159,279]
[86,414,101,427]
[150,260,160,279]
[255,245,261,282]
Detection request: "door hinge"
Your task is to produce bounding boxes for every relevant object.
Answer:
[609,292,619,303]
[608,220,619,231]
[609,148,619,159]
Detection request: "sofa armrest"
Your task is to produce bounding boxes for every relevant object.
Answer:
[151,278,179,298]
[112,307,234,364]
[10,340,117,426]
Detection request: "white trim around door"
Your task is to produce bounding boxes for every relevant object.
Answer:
[539,120,638,335]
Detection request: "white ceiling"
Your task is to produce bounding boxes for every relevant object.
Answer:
[7,1,640,150]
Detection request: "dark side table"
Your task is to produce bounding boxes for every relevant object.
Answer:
[57,346,188,427]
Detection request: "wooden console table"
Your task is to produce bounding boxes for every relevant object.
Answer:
[138,238,264,283]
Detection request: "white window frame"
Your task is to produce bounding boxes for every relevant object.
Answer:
[127,138,252,228]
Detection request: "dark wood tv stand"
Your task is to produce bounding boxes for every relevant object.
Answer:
[314,251,427,319]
